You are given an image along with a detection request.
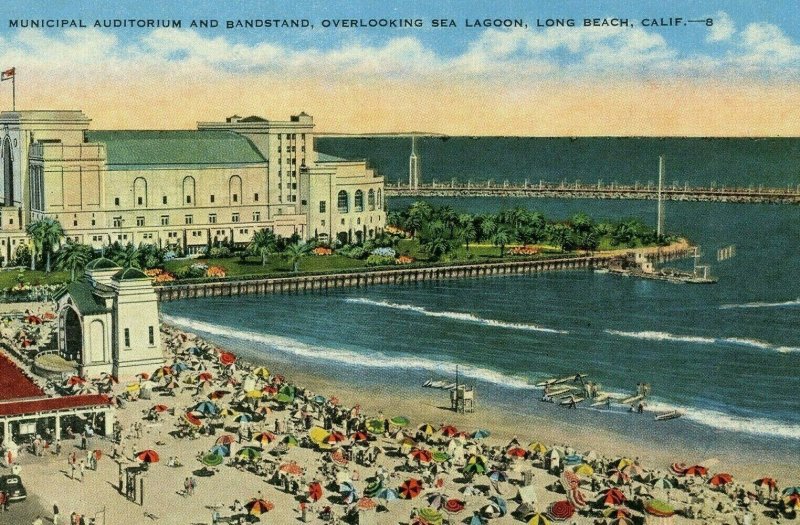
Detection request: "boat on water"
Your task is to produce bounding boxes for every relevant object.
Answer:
[423,380,458,390]
[606,248,717,284]
[534,373,588,387]
[560,396,584,406]
[655,410,683,421]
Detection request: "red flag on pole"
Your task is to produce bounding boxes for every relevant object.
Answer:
[1,68,15,81]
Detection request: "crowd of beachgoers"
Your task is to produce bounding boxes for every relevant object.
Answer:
[0,306,797,524]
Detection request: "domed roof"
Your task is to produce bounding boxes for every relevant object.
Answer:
[85,257,120,270]
[112,267,149,280]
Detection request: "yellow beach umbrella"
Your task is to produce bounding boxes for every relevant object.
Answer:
[245,390,264,399]
[528,442,548,454]
[218,408,239,418]
[309,426,329,445]
[528,513,552,525]
[573,463,594,476]
[126,383,141,393]
[616,457,634,469]
[251,367,270,378]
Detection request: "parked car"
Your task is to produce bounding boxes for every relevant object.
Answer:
[0,474,27,502]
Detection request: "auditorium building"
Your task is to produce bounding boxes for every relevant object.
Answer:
[0,110,385,262]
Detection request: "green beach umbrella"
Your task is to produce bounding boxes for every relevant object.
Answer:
[366,418,385,434]
[432,451,451,463]
[202,452,224,466]
[364,479,383,498]
[283,435,299,447]
[274,393,294,404]
[390,416,410,427]
[237,447,262,461]
[417,507,443,525]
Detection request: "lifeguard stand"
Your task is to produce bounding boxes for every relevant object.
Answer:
[450,385,475,413]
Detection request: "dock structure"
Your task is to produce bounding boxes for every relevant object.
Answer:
[386,180,800,204]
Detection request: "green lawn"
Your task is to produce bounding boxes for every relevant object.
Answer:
[163,254,365,278]
[0,268,71,289]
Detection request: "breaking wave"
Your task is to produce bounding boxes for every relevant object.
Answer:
[604,330,800,354]
[720,298,800,309]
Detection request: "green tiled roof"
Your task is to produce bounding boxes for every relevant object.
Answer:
[85,257,119,270]
[113,267,149,280]
[85,130,267,170]
[54,281,110,315]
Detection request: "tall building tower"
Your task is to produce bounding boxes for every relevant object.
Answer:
[409,136,421,190]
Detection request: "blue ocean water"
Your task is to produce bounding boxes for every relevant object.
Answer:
[162,199,800,449]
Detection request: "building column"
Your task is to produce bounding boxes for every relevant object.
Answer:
[54,415,61,440]
[104,409,114,436]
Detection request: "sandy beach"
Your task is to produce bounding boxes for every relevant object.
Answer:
[0,306,797,525]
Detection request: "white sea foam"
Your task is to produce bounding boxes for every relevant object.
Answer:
[162,314,540,391]
[344,297,568,334]
[604,330,800,354]
[720,298,800,309]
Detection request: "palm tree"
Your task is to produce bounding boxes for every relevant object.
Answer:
[284,242,311,272]
[249,228,278,266]
[480,218,497,242]
[112,243,141,268]
[407,201,433,238]
[56,240,94,281]
[26,217,65,272]
[438,205,459,236]
[491,227,512,257]
[457,222,477,253]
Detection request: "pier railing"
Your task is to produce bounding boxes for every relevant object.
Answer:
[387,180,800,204]
[155,244,691,302]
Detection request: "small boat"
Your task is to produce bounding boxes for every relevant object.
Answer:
[423,380,450,389]
[560,396,584,406]
[621,394,643,405]
[535,373,587,387]
[655,410,683,421]
[546,386,573,397]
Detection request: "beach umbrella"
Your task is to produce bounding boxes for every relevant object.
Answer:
[364,480,383,498]
[546,500,575,521]
[463,455,487,475]
[99,372,118,384]
[196,371,213,382]
[218,351,236,366]
[261,385,277,395]
[572,463,594,477]
[329,448,348,466]
[136,372,150,380]
[325,431,347,445]
[136,450,160,463]
[416,507,443,525]
[366,418,384,434]
[234,413,253,423]
[506,446,527,459]
[308,481,323,502]
[391,415,410,427]
[755,477,778,490]
[245,498,274,516]
[488,469,508,483]
[126,383,141,393]
[782,486,800,496]
[489,495,507,516]
[564,454,582,466]
[609,517,634,525]
[567,488,589,511]
[183,412,203,427]
[210,444,230,457]
[254,405,272,416]
[599,487,627,507]
[616,457,634,469]
[432,451,451,463]
[669,462,687,475]
[349,431,369,443]
[417,423,435,435]
[201,453,224,466]
[339,482,359,504]
[607,468,631,485]
[65,375,86,387]
[399,478,423,499]
[784,493,800,510]
[193,401,219,416]
[602,506,632,519]
[153,366,173,378]
[528,442,548,454]
[427,492,447,510]
[643,499,675,518]
[652,477,674,489]
[237,447,261,462]
[377,488,400,502]
[683,465,708,477]
[444,498,465,514]
[709,473,733,487]
[150,404,169,413]
[218,408,239,418]
[440,425,459,437]
[245,389,264,399]
[357,497,378,511]
[472,429,491,440]
[469,513,485,525]
[528,513,552,525]
[251,366,270,378]
[408,448,433,464]
[171,362,190,373]
[560,470,581,490]
[253,432,276,446]
[279,462,304,476]
[216,434,237,445]
[282,434,299,447]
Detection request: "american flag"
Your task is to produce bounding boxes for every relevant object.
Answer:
[0,67,15,81]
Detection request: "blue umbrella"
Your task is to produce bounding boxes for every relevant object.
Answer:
[210,444,230,457]
[193,401,219,415]
[186,346,202,355]
[490,495,507,516]
[234,413,253,423]
[171,362,190,373]
[488,469,508,482]
[469,512,485,525]
[377,488,399,501]
[313,395,327,404]
[339,482,359,504]
[472,429,491,440]
[564,454,583,465]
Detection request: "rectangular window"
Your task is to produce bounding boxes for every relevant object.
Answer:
[148,326,154,346]
[232,213,240,223]
[210,195,215,203]
[301,199,307,205]
[137,196,143,205]
[124,328,130,348]
[292,183,297,189]
[232,194,238,203]
[161,215,169,226]
[209,214,217,224]
[319,201,326,213]
[73,220,77,226]
[91,219,96,226]
[162,196,168,204]
[254,193,259,202]
[136,216,145,227]
[253,211,261,222]
[113,217,122,228]
[186,195,192,204]
[185,215,193,225]
[114,197,120,206]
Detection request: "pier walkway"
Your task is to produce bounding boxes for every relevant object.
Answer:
[387,181,800,204]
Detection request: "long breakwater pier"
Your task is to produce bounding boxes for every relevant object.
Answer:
[386,181,800,204]
[156,244,691,302]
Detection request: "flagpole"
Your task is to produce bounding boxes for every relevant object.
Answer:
[12,74,15,111]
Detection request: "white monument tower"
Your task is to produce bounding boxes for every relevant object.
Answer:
[409,136,421,190]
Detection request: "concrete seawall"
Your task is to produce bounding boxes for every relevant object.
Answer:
[156,245,691,302]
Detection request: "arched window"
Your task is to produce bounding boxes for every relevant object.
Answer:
[2,138,13,206]
[133,177,148,207]
[376,189,382,210]
[354,190,364,212]
[367,189,375,211]
[337,190,349,213]
[229,175,242,204]
[182,176,196,205]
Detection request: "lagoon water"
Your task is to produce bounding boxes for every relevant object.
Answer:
[163,198,800,451]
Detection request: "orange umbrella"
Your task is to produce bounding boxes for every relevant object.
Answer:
[279,462,304,476]
[183,412,202,427]
[408,448,433,464]
[245,498,274,515]
[254,432,277,445]
[400,479,423,499]
[599,487,627,507]
[308,481,323,502]
[709,473,733,487]
[208,390,229,400]
[440,425,459,437]
[684,465,708,478]
[65,376,86,386]
[151,404,169,413]
[506,447,527,459]
[755,477,778,490]
[136,450,160,463]
[325,431,347,445]
[197,371,213,383]
[219,351,236,366]
[93,449,103,460]
[216,434,237,445]
[357,497,377,510]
